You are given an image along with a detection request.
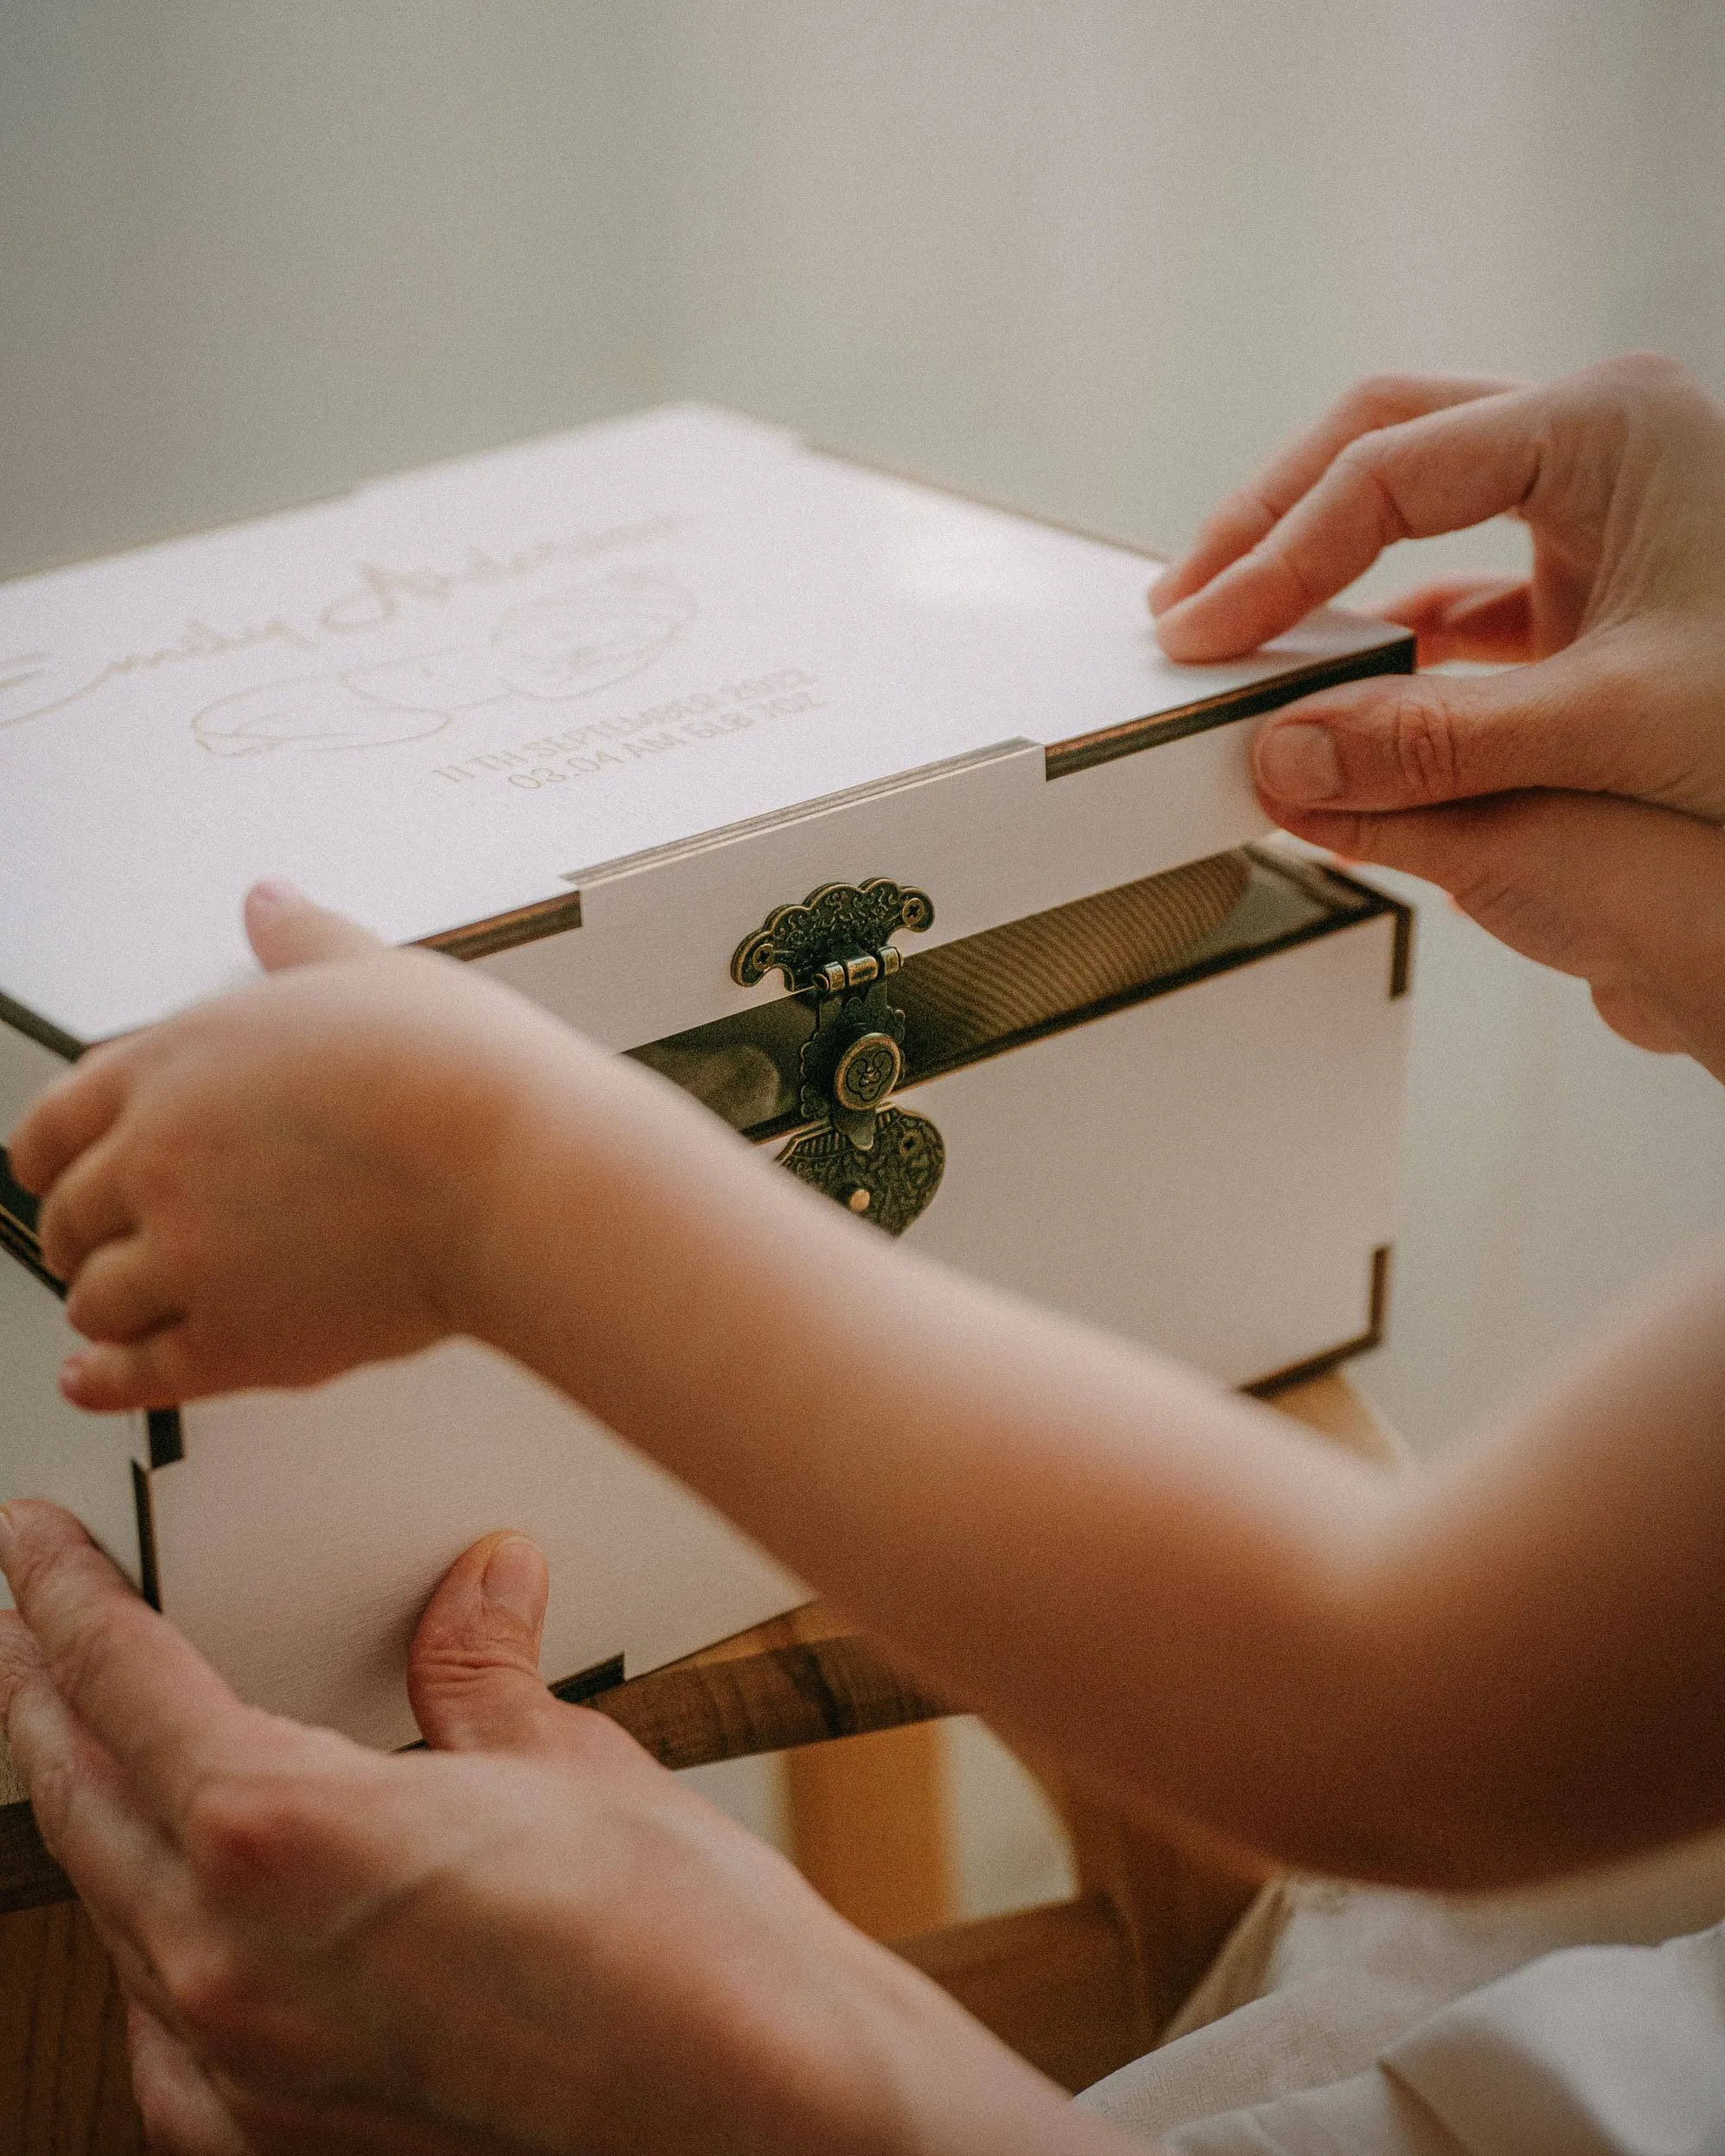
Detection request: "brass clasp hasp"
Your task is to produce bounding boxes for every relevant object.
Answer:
[730,880,944,1232]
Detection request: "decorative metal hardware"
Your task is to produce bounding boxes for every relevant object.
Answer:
[731,879,934,993]
[775,1108,946,1237]
[731,879,943,1233]
[832,1031,903,1114]
[796,982,907,1146]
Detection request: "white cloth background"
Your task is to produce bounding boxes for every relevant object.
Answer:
[1145,1926,1725,2153]
[1080,1832,1725,2145]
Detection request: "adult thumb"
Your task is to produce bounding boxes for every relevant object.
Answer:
[408,1534,660,1779]
[243,880,387,972]
[1251,627,1725,823]
[407,1532,563,1753]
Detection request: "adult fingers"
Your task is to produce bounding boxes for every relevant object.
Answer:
[34,1136,135,1283]
[1273,791,1725,1058]
[244,882,386,973]
[1151,374,1520,621]
[0,1611,185,1957]
[64,1237,185,1345]
[5,1044,134,1200]
[0,1501,254,1831]
[127,2002,252,2156]
[1250,628,1725,823]
[1377,578,1537,667]
[408,1533,655,1778]
[1157,385,1549,660]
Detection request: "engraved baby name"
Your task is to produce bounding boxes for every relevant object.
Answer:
[191,568,698,757]
[0,517,681,736]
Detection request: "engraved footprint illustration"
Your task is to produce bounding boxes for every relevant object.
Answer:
[191,567,697,755]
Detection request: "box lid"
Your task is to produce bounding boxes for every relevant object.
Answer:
[0,404,1408,1053]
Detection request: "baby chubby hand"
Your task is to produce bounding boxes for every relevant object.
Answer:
[5,882,603,1412]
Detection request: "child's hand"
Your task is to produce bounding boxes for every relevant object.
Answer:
[6,881,602,1412]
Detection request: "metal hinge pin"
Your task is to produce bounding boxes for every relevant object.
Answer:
[811,945,900,996]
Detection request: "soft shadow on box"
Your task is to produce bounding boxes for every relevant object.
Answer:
[0,403,1413,1744]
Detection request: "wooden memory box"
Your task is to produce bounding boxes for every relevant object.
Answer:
[0,407,1413,1747]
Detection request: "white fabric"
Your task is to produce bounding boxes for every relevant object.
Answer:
[1391,1924,1725,2153]
[1157,1924,1725,2155]
[1079,1831,1725,2151]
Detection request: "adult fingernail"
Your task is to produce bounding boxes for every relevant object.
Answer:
[1256,722,1343,802]
[481,1537,547,1630]
[249,879,305,909]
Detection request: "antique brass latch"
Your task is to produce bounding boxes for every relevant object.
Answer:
[731,879,945,1234]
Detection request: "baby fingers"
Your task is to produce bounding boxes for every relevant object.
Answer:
[64,1236,185,1345]
[7,1042,135,1198]
[36,1137,136,1282]
[60,1329,202,1413]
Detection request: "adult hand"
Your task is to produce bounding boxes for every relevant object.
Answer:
[1151,354,1725,1078]
[0,1504,1101,2156]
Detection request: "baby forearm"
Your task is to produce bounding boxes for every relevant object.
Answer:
[467,1062,1725,1891]
[465,1055,1414,1863]
[1343,1247,1725,1885]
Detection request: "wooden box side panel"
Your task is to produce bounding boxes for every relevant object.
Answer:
[902,912,1407,1388]
[152,1341,805,1750]
[0,1262,146,1609]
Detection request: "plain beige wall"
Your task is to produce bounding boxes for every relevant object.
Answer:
[0,2,654,577]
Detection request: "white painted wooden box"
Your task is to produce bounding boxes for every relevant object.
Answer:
[0,408,1412,1747]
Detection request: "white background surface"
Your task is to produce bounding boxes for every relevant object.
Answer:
[4,2,1722,1912]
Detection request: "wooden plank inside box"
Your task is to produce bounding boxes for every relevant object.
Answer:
[0,404,1414,1748]
[1,846,1408,1747]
